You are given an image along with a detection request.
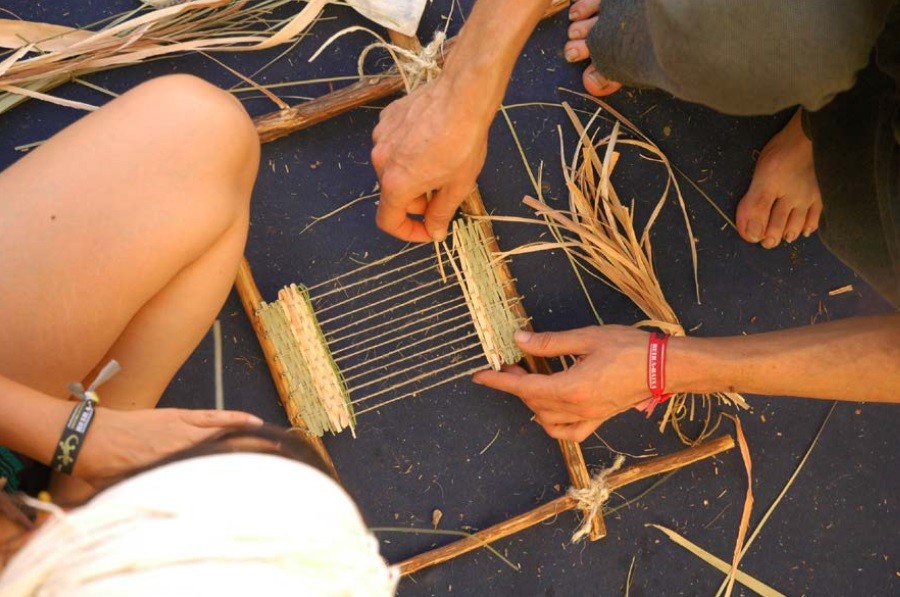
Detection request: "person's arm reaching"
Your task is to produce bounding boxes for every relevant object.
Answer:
[0,374,263,485]
[473,314,900,441]
[371,0,551,242]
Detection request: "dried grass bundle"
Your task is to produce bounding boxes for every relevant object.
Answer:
[496,100,748,444]
[0,0,327,115]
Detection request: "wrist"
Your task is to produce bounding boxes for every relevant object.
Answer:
[439,0,547,124]
[0,380,73,468]
[666,336,729,395]
[437,62,502,128]
[52,399,99,475]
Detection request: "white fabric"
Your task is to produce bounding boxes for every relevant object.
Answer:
[143,1,427,36]
[343,0,428,36]
[0,453,398,596]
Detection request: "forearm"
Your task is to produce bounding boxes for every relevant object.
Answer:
[441,0,551,123]
[670,314,900,402]
[0,374,71,466]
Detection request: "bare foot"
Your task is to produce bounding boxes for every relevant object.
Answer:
[564,0,623,97]
[736,109,823,248]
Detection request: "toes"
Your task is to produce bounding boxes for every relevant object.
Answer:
[803,201,822,238]
[782,208,806,243]
[569,0,601,21]
[735,187,776,244]
[762,198,793,249]
[568,17,597,41]
[564,39,590,63]
[582,64,622,96]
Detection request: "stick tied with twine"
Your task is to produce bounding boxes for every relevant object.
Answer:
[568,455,625,543]
[310,27,446,94]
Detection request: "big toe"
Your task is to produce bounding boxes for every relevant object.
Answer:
[569,0,602,21]
[736,189,776,244]
[582,64,622,97]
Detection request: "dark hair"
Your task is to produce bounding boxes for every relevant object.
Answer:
[112,424,335,485]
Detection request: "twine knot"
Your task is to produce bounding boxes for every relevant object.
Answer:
[358,30,447,92]
[568,454,625,543]
[310,27,448,94]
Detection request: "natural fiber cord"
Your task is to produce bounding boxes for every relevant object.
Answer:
[568,455,625,543]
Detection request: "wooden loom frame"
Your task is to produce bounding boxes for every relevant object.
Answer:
[234,0,735,575]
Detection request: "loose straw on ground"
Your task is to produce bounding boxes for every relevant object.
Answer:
[649,524,786,597]
[712,402,836,597]
[0,0,328,115]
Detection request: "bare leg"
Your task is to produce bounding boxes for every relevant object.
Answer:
[0,75,262,498]
[0,74,259,408]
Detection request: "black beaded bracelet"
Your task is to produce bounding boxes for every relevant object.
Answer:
[51,398,97,475]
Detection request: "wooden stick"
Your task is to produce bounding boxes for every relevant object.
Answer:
[458,187,606,541]
[386,31,424,54]
[254,72,405,143]
[234,259,339,478]
[397,434,736,576]
[253,0,571,143]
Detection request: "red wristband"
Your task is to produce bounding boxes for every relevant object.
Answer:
[640,332,672,418]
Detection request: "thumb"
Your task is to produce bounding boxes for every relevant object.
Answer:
[425,183,467,242]
[514,328,595,357]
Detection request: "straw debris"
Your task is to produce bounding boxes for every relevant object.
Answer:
[0,0,327,115]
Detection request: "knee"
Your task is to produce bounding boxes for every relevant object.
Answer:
[121,75,260,202]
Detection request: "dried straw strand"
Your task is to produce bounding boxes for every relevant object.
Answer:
[648,524,786,597]
[0,0,327,114]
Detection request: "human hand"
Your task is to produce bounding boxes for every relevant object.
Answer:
[473,325,652,441]
[74,407,264,484]
[371,78,490,242]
